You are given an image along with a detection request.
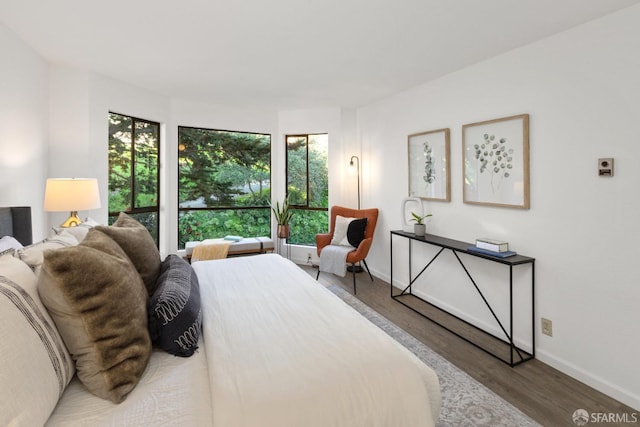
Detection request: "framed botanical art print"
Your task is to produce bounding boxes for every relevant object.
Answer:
[462,114,530,209]
[408,128,451,201]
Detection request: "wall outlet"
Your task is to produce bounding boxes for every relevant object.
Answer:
[541,318,553,337]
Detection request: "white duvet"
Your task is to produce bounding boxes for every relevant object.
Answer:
[46,347,213,426]
[47,254,440,426]
[193,254,441,427]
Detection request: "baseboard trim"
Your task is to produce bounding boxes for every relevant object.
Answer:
[375,268,640,412]
[535,349,640,411]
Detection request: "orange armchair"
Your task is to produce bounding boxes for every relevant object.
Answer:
[316,206,379,294]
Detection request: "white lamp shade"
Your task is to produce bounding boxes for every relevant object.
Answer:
[44,178,101,212]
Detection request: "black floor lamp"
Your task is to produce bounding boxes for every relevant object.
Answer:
[349,155,360,209]
[348,155,363,273]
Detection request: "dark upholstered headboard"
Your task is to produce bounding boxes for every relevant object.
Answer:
[0,206,33,246]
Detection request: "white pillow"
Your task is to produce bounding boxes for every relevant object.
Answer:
[0,235,23,253]
[0,255,75,426]
[52,217,101,243]
[15,232,78,275]
[331,215,356,247]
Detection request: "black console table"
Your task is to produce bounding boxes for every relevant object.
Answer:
[390,230,535,367]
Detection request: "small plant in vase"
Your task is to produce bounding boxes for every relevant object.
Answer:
[410,212,432,237]
[270,195,294,238]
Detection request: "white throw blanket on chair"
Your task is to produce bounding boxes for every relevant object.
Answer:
[319,245,354,277]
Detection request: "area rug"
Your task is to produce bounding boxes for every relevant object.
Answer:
[328,284,541,427]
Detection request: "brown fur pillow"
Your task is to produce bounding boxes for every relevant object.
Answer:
[37,228,151,403]
[96,212,161,295]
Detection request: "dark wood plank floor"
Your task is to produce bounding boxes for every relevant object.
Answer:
[303,265,636,427]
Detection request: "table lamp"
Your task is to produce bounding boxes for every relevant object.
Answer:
[44,178,101,227]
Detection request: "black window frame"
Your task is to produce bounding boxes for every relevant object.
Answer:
[107,111,161,245]
[177,125,272,249]
[285,133,329,246]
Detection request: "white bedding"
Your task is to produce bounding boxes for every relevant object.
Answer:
[46,254,440,426]
[46,347,213,426]
[193,254,441,427]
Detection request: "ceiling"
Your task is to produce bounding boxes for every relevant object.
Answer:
[2,0,639,111]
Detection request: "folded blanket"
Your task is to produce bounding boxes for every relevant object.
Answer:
[191,239,232,261]
[319,245,354,277]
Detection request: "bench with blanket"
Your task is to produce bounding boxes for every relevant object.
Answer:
[185,237,274,261]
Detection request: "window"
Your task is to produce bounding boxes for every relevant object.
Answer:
[178,126,271,249]
[108,112,160,245]
[286,134,329,246]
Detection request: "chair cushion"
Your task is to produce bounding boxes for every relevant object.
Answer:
[347,218,367,247]
[331,215,367,248]
[331,215,354,246]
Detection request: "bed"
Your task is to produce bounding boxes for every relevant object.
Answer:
[0,207,441,426]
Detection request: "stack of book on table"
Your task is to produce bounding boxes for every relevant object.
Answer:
[467,238,517,258]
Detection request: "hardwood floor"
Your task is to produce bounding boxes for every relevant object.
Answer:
[304,265,636,427]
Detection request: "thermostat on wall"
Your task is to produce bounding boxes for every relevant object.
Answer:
[598,158,614,177]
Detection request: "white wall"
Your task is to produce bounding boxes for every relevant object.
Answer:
[0,23,49,240]
[358,5,640,410]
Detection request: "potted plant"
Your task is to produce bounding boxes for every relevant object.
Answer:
[270,195,294,238]
[410,212,432,236]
